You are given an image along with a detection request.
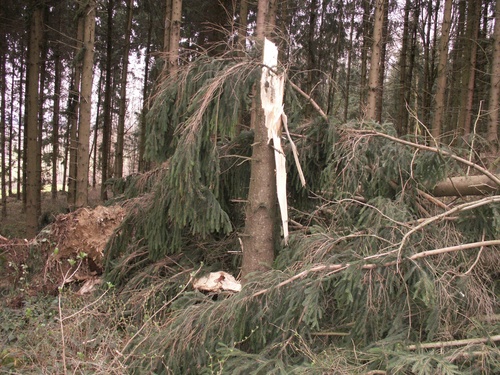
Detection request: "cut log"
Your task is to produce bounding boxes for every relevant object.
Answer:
[432,175,500,197]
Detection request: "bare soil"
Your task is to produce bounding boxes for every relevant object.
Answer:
[0,189,125,303]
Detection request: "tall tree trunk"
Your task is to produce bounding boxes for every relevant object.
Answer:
[138,14,152,173]
[397,0,411,135]
[1,40,6,217]
[25,3,43,238]
[422,0,440,128]
[68,14,84,206]
[37,37,47,218]
[168,0,182,76]
[375,0,389,123]
[459,0,480,137]
[101,0,114,201]
[366,0,385,120]
[241,0,277,280]
[164,0,172,53]
[75,0,96,208]
[92,70,103,187]
[238,0,248,55]
[359,0,372,113]
[431,0,453,140]
[17,45,24,200]
[51,13,62,201]
[115,0,134,179]
[488,0,500,152]
[343,4,355,122]
[8,56,15,197]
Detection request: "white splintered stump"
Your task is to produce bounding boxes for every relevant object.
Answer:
[260,38,288,244]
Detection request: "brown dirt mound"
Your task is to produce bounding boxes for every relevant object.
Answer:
[1,205,125,300]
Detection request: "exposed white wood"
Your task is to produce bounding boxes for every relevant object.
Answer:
[260,38,288,243]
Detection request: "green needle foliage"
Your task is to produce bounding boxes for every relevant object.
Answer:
[103,53,498,374]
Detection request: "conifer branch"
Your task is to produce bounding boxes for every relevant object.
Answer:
[251,239,500,297]
[406,334,500,350]
[288,80,328,122]
[349,129,500,187]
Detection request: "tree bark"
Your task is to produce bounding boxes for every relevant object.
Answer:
[432,175,500,197]
[68,10,85,206]
[431,0,453,140]
[366,0,385,120]
[241,0,277,281]
[375,0,389,123]
[488,0,500,152]
[343,6,355,122]
[238,0,248,55]
[168,0,182,76]
[459,0,480,137]
[101,0,114,201]
[25,4,43,238]
[114,0,134,179]
[51,43,62,201]
[359,0,372,113]
[75,0,96,208]
[138,14,152,173]
[1,38,6,217]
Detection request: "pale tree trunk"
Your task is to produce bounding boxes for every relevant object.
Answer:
[115,0,134,179]
[168,0,182,76]
[431,0,453,140]
[366,0,385,120]
[25,4,43,238]
[459,0,479,136]
[241,0,277,281]
[488,0,500,152]
[75,0,96,208]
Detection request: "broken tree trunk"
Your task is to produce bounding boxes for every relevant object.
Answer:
[432,174,500,197]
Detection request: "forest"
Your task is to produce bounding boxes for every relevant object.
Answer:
[0,0,499,373]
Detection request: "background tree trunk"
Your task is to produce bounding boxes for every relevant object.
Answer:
[458,0,479,137]
[51,50,61,201]
[431,0,453,140]
[488,0,500,152]
[138,15,152,173]
[114,0,134,179]
[67,14,84,207]
[75,0,96,208]
[101,0,114,201]
[25,4,43,238]
[1,37,6,217]
[238,0,248,56]
[168,0,182,76]
[366,0,385,120]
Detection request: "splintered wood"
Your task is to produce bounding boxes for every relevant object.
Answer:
[260,38,289,244]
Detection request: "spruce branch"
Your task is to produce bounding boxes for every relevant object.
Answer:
[406,334,500,350]
[349,129,500,187]
[251,239,500,297]
[288,80,328,122]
